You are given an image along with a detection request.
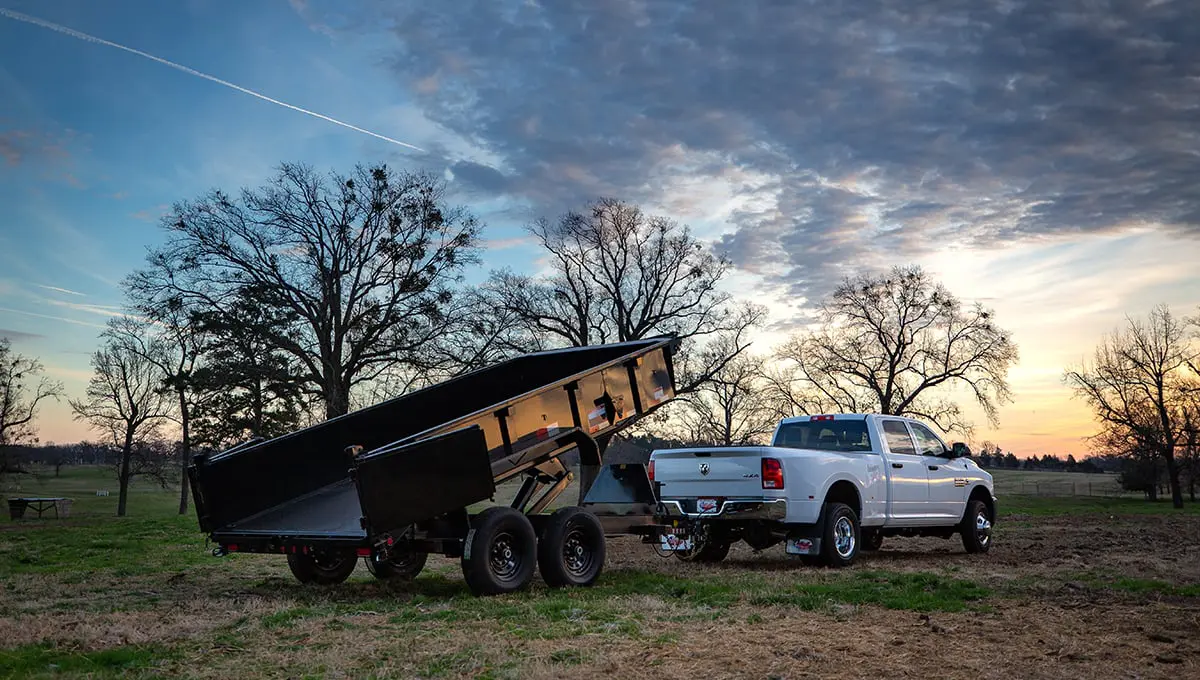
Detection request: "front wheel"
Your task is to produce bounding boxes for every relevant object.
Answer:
[960,499,993,554]
[287,549,358,585]
[819,502,860,568]
[537,507,606,588]
[461,507,537,596]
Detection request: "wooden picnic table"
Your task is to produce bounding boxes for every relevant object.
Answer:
[7,497,72,519]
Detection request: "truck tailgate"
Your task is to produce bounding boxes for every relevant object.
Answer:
[652,446,768,500]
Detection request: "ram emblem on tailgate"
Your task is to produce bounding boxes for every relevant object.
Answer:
[699,463,710,475]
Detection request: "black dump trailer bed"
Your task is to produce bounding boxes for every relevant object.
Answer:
[188,338,679,595]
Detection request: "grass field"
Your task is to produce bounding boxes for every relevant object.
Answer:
[990,469,1131,497]
[2,466,1199,679]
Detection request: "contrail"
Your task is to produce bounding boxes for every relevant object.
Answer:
[0,8,425,152]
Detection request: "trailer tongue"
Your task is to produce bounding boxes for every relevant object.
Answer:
[188,338,680,595]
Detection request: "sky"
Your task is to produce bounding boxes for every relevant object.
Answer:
[1,0,1198,456]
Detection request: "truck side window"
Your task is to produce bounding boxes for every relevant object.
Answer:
[909,423,948,457]
[881,420,916,455]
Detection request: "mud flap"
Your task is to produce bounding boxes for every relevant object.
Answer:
[786,536,822,555]
[785,518,823,557]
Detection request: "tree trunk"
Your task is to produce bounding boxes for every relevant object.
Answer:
[177,388,191,515]
[1147,484,1157,502]
[324,376,350,419]
[117,429,134,517]
[1163,453,1184,509]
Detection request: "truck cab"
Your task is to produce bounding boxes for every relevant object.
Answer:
[649,413,996,567]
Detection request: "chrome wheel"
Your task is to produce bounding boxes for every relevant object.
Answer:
[834,516,856,558]
[975,512,992,547]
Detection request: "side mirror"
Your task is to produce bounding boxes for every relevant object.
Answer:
[951,442,971,459]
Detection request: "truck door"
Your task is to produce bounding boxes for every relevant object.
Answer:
[879,419,930,525]
[908,422,968,524]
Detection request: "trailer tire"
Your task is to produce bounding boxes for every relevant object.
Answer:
[462,507,537,596]
[287,549,358,585]
[537,507,605,588]
[819,502,860,568]
[366,547,428,581]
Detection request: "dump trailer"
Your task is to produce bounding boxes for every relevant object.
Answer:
[188,338,679,596]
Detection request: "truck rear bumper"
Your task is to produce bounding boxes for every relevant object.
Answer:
[658,498,787,521]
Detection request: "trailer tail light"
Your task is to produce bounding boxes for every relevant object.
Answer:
[762,458,784,489]
[226,544,238,552]
[355,547,372,557]
[810,415,834,421]
[647,459,655,482]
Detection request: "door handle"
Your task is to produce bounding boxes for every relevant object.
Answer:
[928,465,939,471]
[891,463,903,469]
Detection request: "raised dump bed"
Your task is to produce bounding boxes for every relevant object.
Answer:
[188,338,678,595]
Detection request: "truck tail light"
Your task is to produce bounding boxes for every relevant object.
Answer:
[647,459,655,482]
[762,458,784,489]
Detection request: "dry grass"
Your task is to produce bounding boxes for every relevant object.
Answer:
[2,472,1200,679]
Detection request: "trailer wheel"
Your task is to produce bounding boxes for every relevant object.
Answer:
[537,507,605,588]
[287,549,358,585]
[462,507,537,596]
[366,547,428,581]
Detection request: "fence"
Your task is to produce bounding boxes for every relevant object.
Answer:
[997,479,1130,497]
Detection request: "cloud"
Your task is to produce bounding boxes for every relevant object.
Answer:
[131,205,170,223]
[0,127,74,169]
[36,284,85,297]
[0,306,105,329]
[0,328,44,341]
[43,299,124,318]
[481,235,536,251]
[364,0,1200,304]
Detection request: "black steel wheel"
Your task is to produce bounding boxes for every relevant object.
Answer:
[287,549,358,585]
[365,546,428,581]
[861,529,884,552]
[461,507,537,596]
[537,507,606,588]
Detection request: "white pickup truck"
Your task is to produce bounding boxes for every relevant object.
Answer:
[649,414,996,567]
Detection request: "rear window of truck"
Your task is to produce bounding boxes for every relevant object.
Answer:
[773,420,874,453]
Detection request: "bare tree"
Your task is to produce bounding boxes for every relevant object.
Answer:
[1065,305,1199,509]
[484,198,764,392]
[0,338,63,477]
[108,305,204,515]
[668,337,780,446]
[70,327,173,516]
[771,266,1018,434]
[128,163,481,419]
